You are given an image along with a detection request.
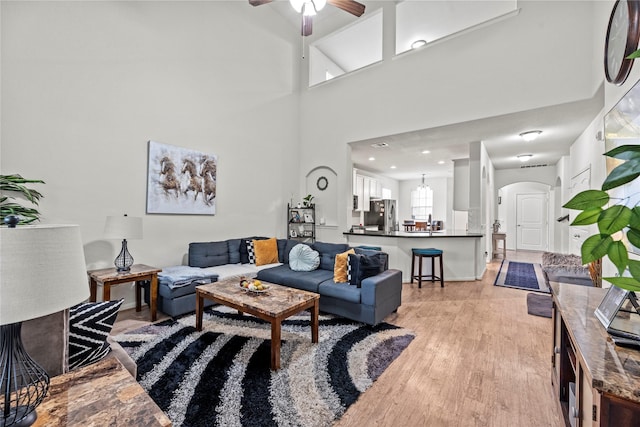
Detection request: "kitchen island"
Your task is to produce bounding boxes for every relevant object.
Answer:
[344,230,485,282]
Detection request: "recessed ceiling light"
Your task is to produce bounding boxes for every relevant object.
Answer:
[519,130,542,142]
[368,157,375,161]
[421,150,430,154]
[517,154,533,162]
[437,160,445,165]
[411,39,427,49]
[390,165,397,169]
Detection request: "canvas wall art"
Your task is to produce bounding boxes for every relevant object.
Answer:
[146,140,217,215]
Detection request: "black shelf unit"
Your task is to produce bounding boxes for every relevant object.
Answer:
[287,203,315,243]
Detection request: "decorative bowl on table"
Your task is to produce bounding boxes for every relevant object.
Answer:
[239,278,270,293]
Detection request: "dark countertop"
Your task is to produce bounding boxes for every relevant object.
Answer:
[551,282,640,403]
[343,230,484,238]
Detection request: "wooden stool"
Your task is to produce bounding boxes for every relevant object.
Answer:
[411,248,444,288]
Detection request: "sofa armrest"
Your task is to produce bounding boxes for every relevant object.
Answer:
[360,269,402,306]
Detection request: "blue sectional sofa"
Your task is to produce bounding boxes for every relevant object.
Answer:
[145,238,402,325]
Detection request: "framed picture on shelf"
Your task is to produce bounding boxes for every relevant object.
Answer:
[290,229,297,238]
[290,210,301,222]
[304,213,314,223]
[303,230,313,237]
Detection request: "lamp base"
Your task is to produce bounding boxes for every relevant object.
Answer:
[113,239,134,273]
[0,407,37,427]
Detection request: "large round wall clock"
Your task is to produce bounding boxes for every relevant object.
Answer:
[605,0,640,85]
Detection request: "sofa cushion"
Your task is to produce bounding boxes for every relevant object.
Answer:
[256,264,331,293]
[289,244,320,272]
[348,253,382,287]
[69,299,123,370]
[189,241,229,267]
[354,247,388,271]
[334,249,355,283]
[318,280,361,304]
[241,237,268,264]
[227,239,242,264]
[312,242,350,271]
[277,239,300,264]
[254,237,279,266]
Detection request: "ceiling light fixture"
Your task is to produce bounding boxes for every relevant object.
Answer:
[517,154,533,162]
[411,39,427,49]
[519,130,542,142]
[390,165,397,169]
[418,173,428,190]
[290,0,326,16]
[437,160,445,165]
[368,157,375,161]
[421,150,430,154]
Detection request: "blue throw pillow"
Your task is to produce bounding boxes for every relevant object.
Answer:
[227,239,242,264]
[348,253,381,287]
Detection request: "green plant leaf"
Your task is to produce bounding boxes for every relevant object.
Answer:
[608,240,629,275]
[604,277,640,292]
[581,234,614,264]
[630,207,640,230]
[627,49,640,59]
[629,259,640,280]
[598,205,633,234]
[628,228,640,249]
[602,159,640,191]
[563,190,609,210]
[604,144,640,160]
[570,208,601,225]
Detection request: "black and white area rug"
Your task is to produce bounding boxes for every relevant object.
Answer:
[494,260,550,293]
[113,306,415,427]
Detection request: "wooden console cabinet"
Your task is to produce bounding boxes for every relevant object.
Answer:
[551,282,640,426]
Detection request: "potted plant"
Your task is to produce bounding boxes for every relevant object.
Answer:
[0,174,45,225]
[303,194,314,207]
[563,144,640,291]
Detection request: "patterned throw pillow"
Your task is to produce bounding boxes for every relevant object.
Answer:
[69,299,123,370]
[246,240,257,264]
[348,253,382,287]
[334,249,355,283]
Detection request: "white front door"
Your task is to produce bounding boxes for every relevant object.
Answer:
[516,193,547,251]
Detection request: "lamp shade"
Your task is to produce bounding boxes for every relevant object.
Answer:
[104,215,142,240]
[0,225,90,325]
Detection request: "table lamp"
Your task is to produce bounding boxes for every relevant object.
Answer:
[104,214,142,272]
[0,220,90,426]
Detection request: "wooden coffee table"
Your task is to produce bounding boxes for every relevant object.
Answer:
[195,278,319,370]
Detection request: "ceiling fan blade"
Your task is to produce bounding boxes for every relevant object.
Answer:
[302,15,313,36]
[248,0,273,6]
[327,0,365,17]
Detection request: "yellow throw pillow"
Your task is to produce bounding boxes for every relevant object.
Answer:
[253,238,279,266]
[334,249,355,283]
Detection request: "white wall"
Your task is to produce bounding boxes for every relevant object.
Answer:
[298,1,601,244]
[1,1,301,308]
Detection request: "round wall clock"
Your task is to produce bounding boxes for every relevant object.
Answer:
[605,0,640,85]
[316,176,328,191]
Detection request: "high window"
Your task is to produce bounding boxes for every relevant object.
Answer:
[411,186,433,220]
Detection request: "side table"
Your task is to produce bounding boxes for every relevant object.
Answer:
[88,264,162,321]
[34,356,171,426]
[492,233,506,259]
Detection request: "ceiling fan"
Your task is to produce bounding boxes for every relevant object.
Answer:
[249,0,366,36]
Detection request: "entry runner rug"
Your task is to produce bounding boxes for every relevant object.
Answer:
[113,306,415,427]
[494,260,550,293]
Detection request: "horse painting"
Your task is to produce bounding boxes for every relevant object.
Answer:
[147,141,217,215]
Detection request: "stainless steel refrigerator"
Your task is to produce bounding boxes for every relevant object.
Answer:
[365,199,397,233]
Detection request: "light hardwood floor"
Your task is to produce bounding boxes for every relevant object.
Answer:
[114,250,562,426]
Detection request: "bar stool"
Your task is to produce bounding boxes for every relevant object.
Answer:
[411,248,444,288]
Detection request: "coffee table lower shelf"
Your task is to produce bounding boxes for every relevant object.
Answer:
[195,279,319,370]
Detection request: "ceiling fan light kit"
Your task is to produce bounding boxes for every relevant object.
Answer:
[250,0,365,37]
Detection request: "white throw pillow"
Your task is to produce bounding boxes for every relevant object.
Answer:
[289,244,320,272]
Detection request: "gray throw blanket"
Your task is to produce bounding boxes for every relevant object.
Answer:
[158,266,218,289]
